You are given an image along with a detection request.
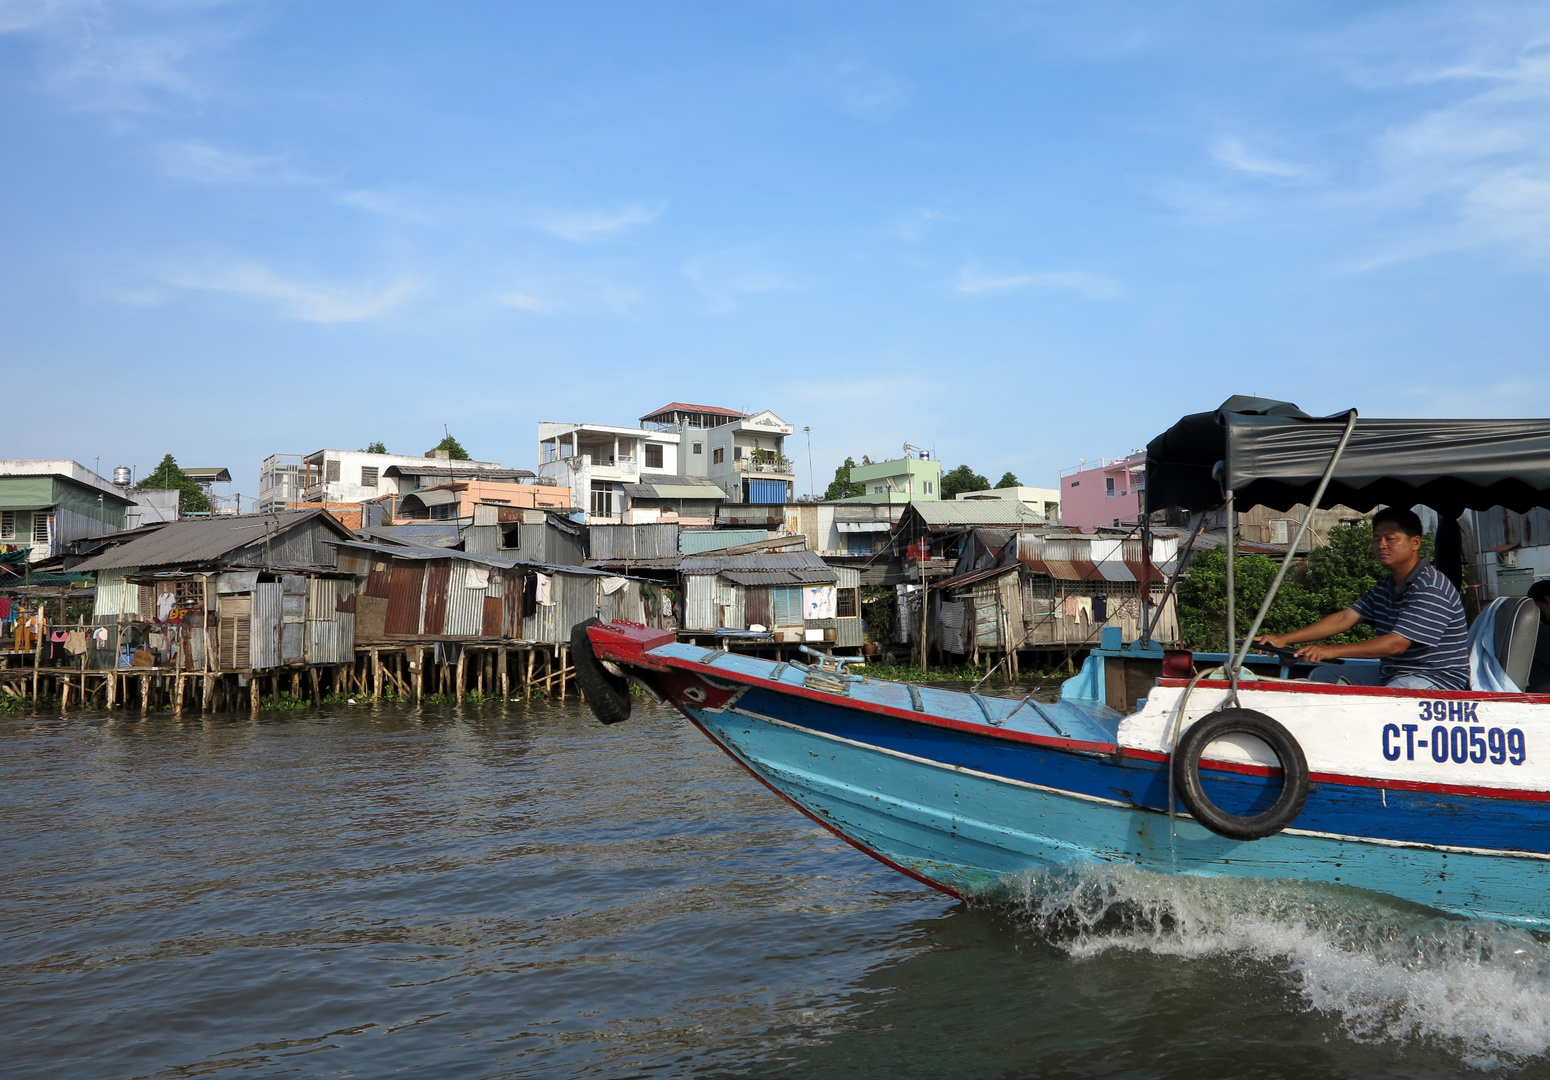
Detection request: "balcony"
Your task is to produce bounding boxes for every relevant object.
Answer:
[734,456,794,477]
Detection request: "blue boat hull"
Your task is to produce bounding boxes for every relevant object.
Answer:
[687,700,1550,925]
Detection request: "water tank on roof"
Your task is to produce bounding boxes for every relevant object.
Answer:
[113,467,132,487]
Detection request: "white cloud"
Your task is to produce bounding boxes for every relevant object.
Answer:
[891,207,946,242]
[335,188,434,222]
[157,139,311,185]
[1211,137,1316,182]
[682,249,798,312]
[496,290,557,315]
[525,203,665,243]
[165,263,421,323]
[956,265,1121,300]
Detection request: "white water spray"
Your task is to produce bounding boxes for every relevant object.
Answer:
[992,865,1550,1070]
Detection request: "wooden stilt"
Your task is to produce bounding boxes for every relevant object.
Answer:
[250,675,260,716]
[498,646,509,704]
[525,648,535,701]
[559,646,567,701]
[140,672,151,716]
[455,648,467,701]
[174,672,186,717]
[414,646,425,702]
[372,649,382,699]
[477,651,485,697]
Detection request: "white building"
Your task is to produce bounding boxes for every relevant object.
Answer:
[0,460,133,562]
[956,485,1061,523]
[537,422,683,523]
[259,450,508,513]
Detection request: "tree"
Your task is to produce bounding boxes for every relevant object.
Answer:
[994,471,1020,489]
[136,454,211,515]
[823,457,865,500]
[360,441,388,454]
[940,465,990,499]
[431,434,470,460]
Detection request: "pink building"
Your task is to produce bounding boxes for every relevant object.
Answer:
[1058,453,1145,532]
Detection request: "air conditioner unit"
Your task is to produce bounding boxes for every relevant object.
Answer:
[1499,549,1519,568]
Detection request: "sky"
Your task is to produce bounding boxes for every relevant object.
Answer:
[4,0,1550,505]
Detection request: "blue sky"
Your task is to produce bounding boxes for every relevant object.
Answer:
[3,1,1548,503]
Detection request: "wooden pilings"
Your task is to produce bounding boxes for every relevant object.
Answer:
[0,639,576,714]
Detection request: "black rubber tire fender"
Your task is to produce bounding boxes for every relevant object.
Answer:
[1172,708,1309,841]
[571,618,631,725]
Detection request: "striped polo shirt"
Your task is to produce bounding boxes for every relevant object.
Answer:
[1351,557,1470,689]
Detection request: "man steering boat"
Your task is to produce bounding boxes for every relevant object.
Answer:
[1255,507,1469,691]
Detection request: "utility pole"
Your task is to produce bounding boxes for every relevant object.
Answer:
[803,426,815,501]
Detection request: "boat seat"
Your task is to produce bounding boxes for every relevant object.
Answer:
[1469,596,1541,692]
[1495,596,1541,691]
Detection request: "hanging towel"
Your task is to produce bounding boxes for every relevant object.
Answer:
[535,573,554,606]
[601,576,629,595]
[1075,596,1093,623]
[1092,595,1108,623]
[65,630,88,655]
[1063,594,1079,618]
[465,566,490,589]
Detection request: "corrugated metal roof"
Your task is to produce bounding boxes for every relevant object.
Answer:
[678,528,768,554]
[331,538,625,577]
[623,475,726,500]
[639,402,747,422]
[721,568,838,585]
[679,549,832,575]
[360,524,464,548]
[73,510,348,572]
[906,502,1048,527]
[401,488,460,507]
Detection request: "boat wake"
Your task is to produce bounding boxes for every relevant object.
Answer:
[991,865,1550,1070]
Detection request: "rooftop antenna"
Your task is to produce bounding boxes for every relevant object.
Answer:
[803,426,815,501]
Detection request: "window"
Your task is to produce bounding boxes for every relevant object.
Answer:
[1070,481,1079,488]
[361,466,378,488]
[836,587,859,618]
[325,459,341,482]
[733,447,743,461]
[590,480,615,517]
[924,482,933,494]
[771,585,802,625]
[1105,477,1115,497]
[33,512,49,544]
[0,511,12,540]
[645,443,664,469]
[1271,520,1290,545]
[693,442,702,455]
[713,448,724,464]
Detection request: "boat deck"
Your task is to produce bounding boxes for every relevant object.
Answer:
[650,642,1125,745]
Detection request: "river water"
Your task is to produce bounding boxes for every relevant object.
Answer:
[5,698,1550,1078]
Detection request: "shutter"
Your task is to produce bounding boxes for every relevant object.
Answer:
[747,478,786,504]
[743,587,771,628]
[771,586,801,626]
[218,596,252,670]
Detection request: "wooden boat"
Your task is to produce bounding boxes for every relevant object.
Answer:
[577,398,1550,924]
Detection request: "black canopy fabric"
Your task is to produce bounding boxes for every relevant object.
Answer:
[1145,396,1550,515]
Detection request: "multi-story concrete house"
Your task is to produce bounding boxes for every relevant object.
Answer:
[1058,452,1146,532]
[537,421,689,524]
[639,402,796,505]
[259,449,509,514]
[0,460,133,562]
[833,453,942,504]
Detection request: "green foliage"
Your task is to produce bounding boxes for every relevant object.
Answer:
[861,584,895,642]
[823,457,866,500]
[858,662,990,683]
[431,434,471,460]
[994,471,1020,489]
[361,441,388,454]
[136,454,212,515]
[940,465,990,499]
[1176,521,1415,651]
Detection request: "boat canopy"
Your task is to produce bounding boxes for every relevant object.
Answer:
[1145,396,1550,515]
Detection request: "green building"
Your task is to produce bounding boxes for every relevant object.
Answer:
[835,454,942,504]
[0,460,132,563]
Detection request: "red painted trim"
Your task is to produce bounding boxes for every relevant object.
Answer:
[1156,677,1550,704]
[675,702,965,900]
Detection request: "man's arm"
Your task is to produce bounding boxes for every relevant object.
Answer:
[1256,609,1361,650]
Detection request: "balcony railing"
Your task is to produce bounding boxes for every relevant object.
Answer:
[735,456,794,475]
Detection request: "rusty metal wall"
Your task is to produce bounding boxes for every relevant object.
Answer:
[1475,507,1550,550]
[251,582,283,669]
[598,580,644,623]
[423,563,450,634]
[385,562,425,636]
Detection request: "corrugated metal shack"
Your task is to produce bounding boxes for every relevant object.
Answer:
[679,549,861,648]
[336,540,650,644]
[923,528,1181,658]
[74,510,360,673]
